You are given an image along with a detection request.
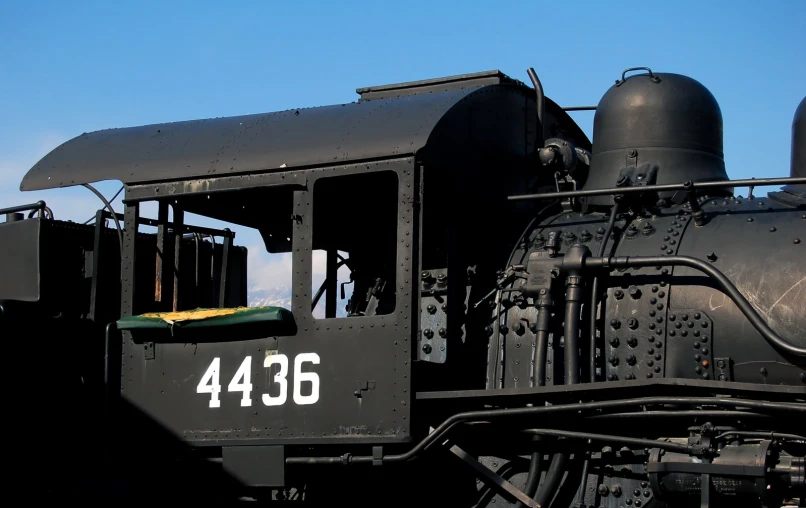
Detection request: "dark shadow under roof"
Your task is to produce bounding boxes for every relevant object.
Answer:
[21,71,526,192]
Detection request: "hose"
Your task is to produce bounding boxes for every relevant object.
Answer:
[585,255,806,357]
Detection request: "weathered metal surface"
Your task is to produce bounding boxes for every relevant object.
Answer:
[22,84,500,191]
[119,159,417,446]
[585,69,729,207]
[0,218,41,302]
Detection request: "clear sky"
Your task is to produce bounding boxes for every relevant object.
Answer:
[1,0,804,292]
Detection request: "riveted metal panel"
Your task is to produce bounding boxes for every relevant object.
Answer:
[602,209,691,382]
[669,196,806,385]
[118,158,417,446]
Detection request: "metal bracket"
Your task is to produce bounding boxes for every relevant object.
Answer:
[143,342,155,360]
[353,380,376,398]
[372,446,383,466]
[714,357,732,381]
[420,268,449,363]
[618,162,659,187]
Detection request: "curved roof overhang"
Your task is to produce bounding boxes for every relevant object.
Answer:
[20,70,531,192]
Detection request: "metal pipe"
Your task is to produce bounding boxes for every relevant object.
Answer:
[526,68,545,149]
[534,452,568,507]
[563,279,583,384]
[285,396,804,466]
[507,176,806,202]
[82,183,124,260]
[584,255,806,357]
[534,304,551,387]
[0,200,46,215]
[522,429,692,454]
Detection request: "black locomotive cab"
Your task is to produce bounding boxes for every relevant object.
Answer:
[2,66,804,506]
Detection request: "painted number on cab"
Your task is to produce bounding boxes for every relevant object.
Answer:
[196,353,320,408]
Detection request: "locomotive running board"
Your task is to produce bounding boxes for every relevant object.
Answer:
[416,378,805,407]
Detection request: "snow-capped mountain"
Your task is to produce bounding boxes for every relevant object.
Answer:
[247,285,348,318]
[247,285,293,310]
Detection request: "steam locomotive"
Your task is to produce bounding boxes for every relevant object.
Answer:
[1,66,804,507]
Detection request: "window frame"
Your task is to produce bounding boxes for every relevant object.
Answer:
[291,158,418,327]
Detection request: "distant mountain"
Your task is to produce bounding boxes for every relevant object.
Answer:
[247,285,293,310]
[247,285,348,318]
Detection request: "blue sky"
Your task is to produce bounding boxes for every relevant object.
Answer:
[1,0,804,293]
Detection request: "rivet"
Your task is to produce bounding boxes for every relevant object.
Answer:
[654,365,661,373]
[770,227,777,232]
[649,310,656,317]
[795,238,801,244]
[747,217,754,222]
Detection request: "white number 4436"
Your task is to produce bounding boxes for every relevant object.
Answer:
[196,353,320,409]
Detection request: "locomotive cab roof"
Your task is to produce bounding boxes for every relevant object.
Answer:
[19,69,589,195]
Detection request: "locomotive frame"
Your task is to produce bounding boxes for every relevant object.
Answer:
[1,67,805,507]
